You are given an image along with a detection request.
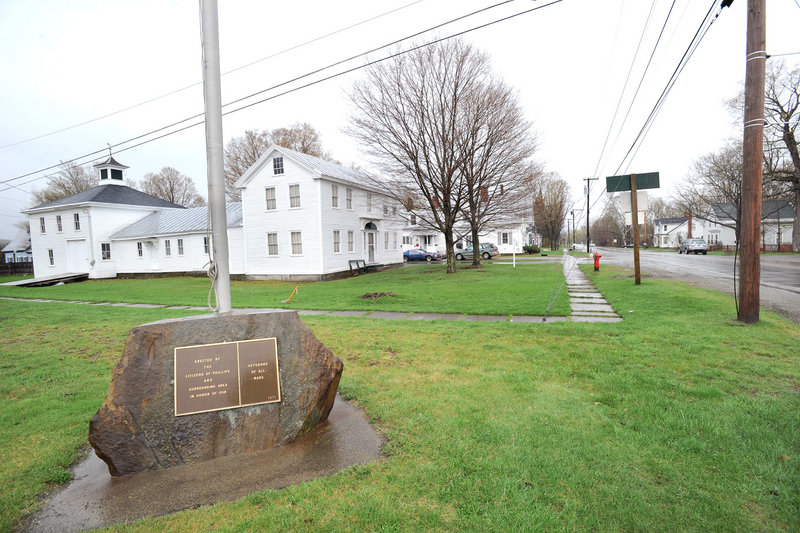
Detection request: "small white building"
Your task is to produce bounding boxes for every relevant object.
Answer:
[24,157,186,279]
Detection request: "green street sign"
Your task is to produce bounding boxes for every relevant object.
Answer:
[606,172,660,192]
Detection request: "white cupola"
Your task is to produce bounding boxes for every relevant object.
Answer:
[93,155,129,186]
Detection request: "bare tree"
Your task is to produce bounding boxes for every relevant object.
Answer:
[532,172,571,251]
[676,140,744,237]
[763,61,799,251]
[676,137,791,242]
[140,167,206,207]
[459,76,540,265]
[348,39,513,273]
[31,161,97,205]
[728,60,799,250]
[223,123,333,201]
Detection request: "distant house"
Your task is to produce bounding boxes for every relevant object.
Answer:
[653,216,703,248]
[23,148,404,281]
[708,200,794,248]
[2,231,32,263]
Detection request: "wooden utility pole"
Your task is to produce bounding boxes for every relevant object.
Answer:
[738,0,766,323]
[630,174,641,285]
[584,177,598,253]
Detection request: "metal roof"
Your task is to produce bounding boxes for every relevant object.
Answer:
[26,184,185,211]
[110,203,242,239]
[653,216,688,225]
[235,144,376,191]
[93,155,129,169]
[1,230,30,252]
[711,200,793,221]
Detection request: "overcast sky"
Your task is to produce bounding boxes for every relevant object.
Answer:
[1,0,799,240]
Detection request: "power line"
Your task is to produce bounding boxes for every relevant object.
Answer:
[1,0,565,194]
[585,0,726,220]
[591,0,659,180]
[0,0,427,151]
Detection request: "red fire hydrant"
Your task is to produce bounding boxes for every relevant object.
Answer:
[593,252,602,272]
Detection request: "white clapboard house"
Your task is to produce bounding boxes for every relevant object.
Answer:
[23,147,404,281]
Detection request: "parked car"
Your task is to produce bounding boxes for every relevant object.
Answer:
[678,238,708,255]
[455,243,499,260]
[403,248,439,262]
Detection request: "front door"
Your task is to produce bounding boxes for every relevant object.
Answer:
[367,232,375,263]
[67,239,88,272]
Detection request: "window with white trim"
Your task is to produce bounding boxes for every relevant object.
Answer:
[265,187,276,210]
[165,239,172,256]
[331,184,339,208]
[501,232,509,244]
[291,231,303,255]
[48,249,54,266]
[403,236,412,245]
[56,215,62,232]
[267,233,278,256]
[74,213,81,230]
[393,232,397,249]
[384,232,389,250]
[177,239,184,255]
[101,242,111,260]
[346,188,352,209]
[137,242,143,257]
[289,184,301,208]
[410,214,417,225]
[273,156,284,175]
[333,230,340,253]
[40,217,46,234]
[367,193,372,212]
[348,230,354,252]
[383,204,389,215]
[203,237,209,254]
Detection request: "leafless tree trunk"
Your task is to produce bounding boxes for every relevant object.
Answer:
[532,172,570,251]
[459,77,540,265]
[347,39,490,273]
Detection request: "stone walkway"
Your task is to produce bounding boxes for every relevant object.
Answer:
[562,253,623,323]
[1,261,622,324]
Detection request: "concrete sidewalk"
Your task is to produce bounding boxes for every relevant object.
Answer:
[561,253,622,323]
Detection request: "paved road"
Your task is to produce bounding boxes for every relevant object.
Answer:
[597,247,800,323]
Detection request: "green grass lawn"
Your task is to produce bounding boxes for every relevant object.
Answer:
[1,265,798,531]
[0,263,570,316]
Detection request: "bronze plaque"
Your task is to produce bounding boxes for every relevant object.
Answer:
[174,337,280,416]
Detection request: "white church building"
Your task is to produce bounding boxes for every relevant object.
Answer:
[23,146,404,281]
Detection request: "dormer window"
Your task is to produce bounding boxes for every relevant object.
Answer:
[273,157,284,175]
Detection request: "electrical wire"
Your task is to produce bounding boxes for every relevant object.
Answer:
[2,0,549,193]
[591,0,659,180]
[584,0,724,221]
[0,0,427,151]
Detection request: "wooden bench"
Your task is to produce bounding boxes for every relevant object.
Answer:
[348,259,367,275]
